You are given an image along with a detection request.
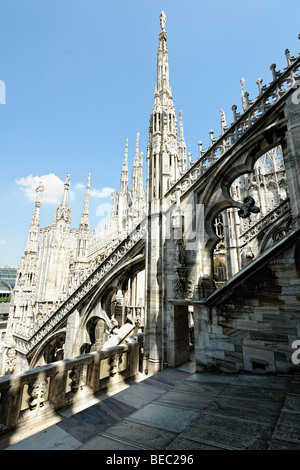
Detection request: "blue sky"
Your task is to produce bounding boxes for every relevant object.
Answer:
[0,0,299,266]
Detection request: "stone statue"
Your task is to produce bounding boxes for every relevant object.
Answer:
[160,11,166,31]
[35,181,44,205]
[175,237,186,266]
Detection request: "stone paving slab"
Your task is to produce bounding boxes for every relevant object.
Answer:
[5,425,82,451]
[57,397,136,443]
[233,374,293,389]
[283,395,300,412]
[202,398,280,427]
[79,434,142,451]
[149,368,191,386]
[141,376,174,391]
[3,368,300,451]
[221,383,287,403]
[268,438,300,450]
[92,396,137,420]
[126,402,201,433]
[288,382,300,394]
[185,372,238,384]
[181,417,273,450]
[112,381,169,409]
[207,392,283,414]
[156,390,217,410]
[101,419,178,450]
[173,379,230,395]
[165,436,224,450]
[271,421,300,443]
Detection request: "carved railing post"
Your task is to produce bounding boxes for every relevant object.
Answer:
[110,353,123,377]
[27,376,48,411]
[69,363,87,395]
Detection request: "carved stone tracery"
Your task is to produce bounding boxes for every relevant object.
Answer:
[27,376,48,411]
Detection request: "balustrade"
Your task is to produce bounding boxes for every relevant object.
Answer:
[0,334,142,436]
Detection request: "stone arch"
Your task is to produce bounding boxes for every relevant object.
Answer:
[191,125,287,285]
[30,328,66,368]
[102,286,119,321]
[70,252,145,357]
[81,316,107,353]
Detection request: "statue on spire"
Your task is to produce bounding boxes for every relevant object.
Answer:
[35,181,44,206]
[160,11,166,31]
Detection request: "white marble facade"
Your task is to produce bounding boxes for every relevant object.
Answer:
[2,11,300,376]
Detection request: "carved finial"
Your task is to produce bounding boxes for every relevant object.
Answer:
[285,49,291,67]
[232,104,238,121]
[209,129,216,146]
[240,77,245,92]
[220,109,227,134]
[241,77,248,112]
[198,141,203,158]
[256,78,263,95]
[270,63,278,82]
[188,152,194,165]
[65,172,70,185]
[160,11,166,31]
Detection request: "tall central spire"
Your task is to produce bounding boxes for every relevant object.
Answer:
[149,11,180,197]
[156,11,171,97]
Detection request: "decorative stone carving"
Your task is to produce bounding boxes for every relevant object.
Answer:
[238,196,260,218]
[126,306,144,328]
[273,217,293,242]
[27,376,48,410]
[160,11,166,31]
[173,266,194,299]
[4,348,17,375]
[110,353,122,376]
[69,364,87,394]
[173,231,194,299]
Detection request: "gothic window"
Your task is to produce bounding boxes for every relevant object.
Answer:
[214,214,224,238]
[214,259,227,282]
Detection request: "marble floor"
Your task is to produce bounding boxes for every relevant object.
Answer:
[2,361,300,451]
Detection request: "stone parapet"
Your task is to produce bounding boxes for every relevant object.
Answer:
[0,334,142,437]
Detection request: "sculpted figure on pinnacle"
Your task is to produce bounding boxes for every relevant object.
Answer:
[160,11,166,31]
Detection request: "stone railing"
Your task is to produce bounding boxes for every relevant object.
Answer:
[0,333,142,438]
[167,53,300,203]
[239,198,291,248]
[13,219,147,355]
